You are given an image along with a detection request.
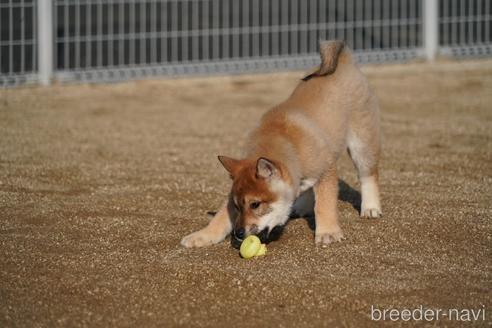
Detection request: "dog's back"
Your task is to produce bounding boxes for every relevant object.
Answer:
[246,41,379,177]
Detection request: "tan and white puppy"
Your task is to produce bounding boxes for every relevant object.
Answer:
[181,40,382,248]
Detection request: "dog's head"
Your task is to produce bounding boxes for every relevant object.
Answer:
[218,156,295,247]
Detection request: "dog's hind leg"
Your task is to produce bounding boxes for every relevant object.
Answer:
[347,95,382,218]
[180,199,233,247]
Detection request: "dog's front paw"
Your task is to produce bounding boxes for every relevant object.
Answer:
[361,207,382,219]
[181,229,220,248]
[315,229,344,246]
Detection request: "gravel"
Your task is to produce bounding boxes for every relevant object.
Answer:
[0,59,491,327]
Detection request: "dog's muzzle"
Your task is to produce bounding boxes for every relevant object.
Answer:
[230,225,285,249]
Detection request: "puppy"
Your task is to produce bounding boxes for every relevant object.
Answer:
[181,40,382,248]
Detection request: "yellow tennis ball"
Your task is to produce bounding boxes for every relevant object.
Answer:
[256,243,267,256]
[240,235,267,259]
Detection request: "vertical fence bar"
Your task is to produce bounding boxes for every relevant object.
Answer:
[442,0,448,46]
[320,0,326,42]
[108,1,114,67]
[192,0,199,60]
[212,0,218,60]
[21,0,26,74]
[281,0,288,55]
[291,0,298,54]
[459,0,465,44]
[97,0,102,68]
[451,0,457,46]
[64,0,70,69]
[171,0,178,62]
[32,0,37,73]
[253,0,259,57]
[355,0,362,50]
[391,0,398,48]
[232,0,238,58]
[118,2,124,66]
[0,7,3,74]
[262,0,269,56]
[161,1,168,63]
[129,0,135,65]
[222,0,229,59]
[424,0,438,60]
[243,0,250,57]
[339,0,345,43]
[183,0,189,62]
[38,0,53,85]
[310,0,317,53]
[203,0,209,61]
[383,0,389,49]
[75,1,80,70]
[328,0,335,41]
[467,0,473,45]
[486,0,490,43]
[272,0,279,56]
[400,0,407,49]
[477,0,482,44]
[364,0,371,50]
[9,0,13,77]
[139,1,145,66]
[151,0,156,64]
[299,0,307,54]
[87,0,93,69]
[346,0,353,50]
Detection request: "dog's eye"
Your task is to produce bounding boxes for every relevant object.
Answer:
[250,201,261,210]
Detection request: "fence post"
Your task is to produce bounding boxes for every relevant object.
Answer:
[38,0,53,85]
[424,0,438,61]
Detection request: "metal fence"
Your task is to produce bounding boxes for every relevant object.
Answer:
[1,0,491,87]
[439,0,492,57]
[0,0,38,86]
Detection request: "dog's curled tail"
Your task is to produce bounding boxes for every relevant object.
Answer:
[302,40,350,81]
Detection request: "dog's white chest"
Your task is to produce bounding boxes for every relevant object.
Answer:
[299,178,317,193]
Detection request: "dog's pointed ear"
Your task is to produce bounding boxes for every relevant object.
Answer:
[218,156,241,178]
[256,157,278,179]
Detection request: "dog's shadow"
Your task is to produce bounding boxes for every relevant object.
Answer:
[290,179,361,231]
[338,179,361,213]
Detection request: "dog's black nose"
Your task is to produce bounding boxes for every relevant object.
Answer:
[234,228,245,240]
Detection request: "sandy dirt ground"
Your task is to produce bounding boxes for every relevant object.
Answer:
[1,59,491,327]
